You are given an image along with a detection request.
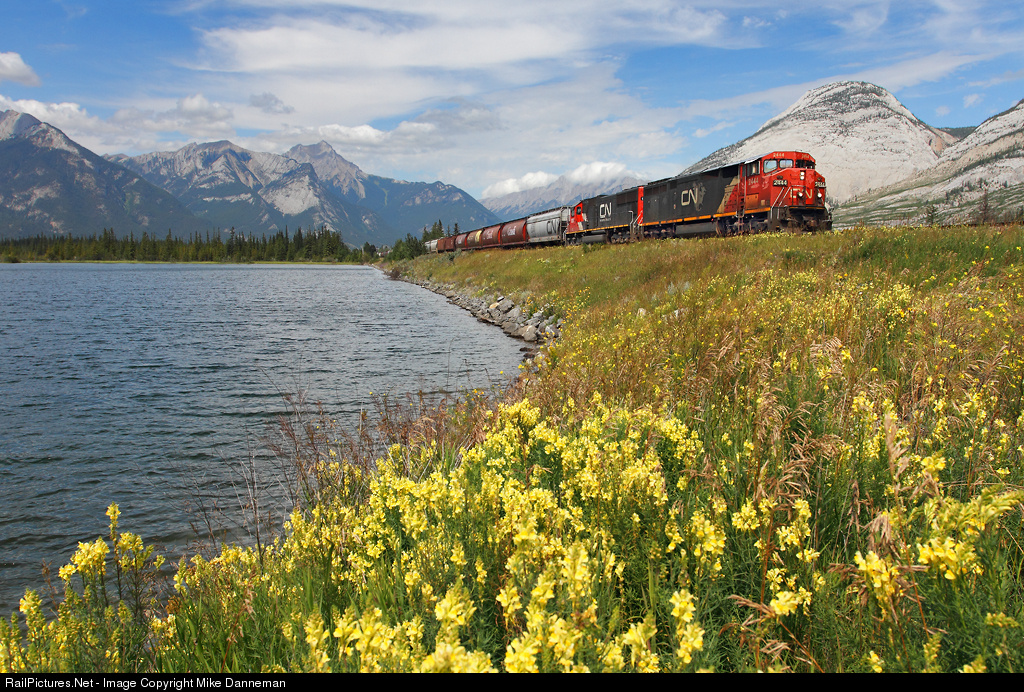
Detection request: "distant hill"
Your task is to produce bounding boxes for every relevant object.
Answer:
[0,110,206,239]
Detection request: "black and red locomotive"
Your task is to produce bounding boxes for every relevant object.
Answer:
[427,151,831,253]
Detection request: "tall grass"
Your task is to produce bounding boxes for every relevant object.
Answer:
[3,224,1023,672]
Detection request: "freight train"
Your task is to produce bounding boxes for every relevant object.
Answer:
[426,151,831,253]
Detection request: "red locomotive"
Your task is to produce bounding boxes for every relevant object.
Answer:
[426,151,830,253]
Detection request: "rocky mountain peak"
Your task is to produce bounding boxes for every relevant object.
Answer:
[286,141,366,198]
[0,110,43,140]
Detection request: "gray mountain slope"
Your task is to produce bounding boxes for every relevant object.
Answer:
[0,110,206,239]
[286,142,500,237]
[109,141,380,246]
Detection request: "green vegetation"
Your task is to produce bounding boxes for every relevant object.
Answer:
[386,220,449,262]
[3,224,1024,673]
[0,226,368,263]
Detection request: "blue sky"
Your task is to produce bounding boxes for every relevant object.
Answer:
[2,1,1022,198]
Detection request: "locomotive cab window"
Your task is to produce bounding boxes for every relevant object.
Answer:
[745,162,760,176]
[796,159,815,169]
[763,160,778,173]
[779,159,794,169]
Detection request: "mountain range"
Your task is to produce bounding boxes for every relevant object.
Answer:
[0,111,498,246]
[107,141,499,247]
[3,81,1022,242]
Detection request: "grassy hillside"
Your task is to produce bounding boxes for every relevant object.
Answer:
[4,225,1023,673]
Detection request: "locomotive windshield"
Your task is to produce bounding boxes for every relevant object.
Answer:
[796,159,816,169]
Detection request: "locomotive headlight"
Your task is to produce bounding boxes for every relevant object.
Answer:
[800,172,805,180]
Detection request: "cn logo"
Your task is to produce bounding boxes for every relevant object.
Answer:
[599,203,613,220]
[681,183,706,208]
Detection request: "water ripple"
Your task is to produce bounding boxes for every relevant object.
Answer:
[0,263,522,613]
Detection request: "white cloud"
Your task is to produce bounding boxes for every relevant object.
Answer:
[694,121,735,138]
[480,171,560,198]
[0,95,102,135]
[480,161,639,198]
[830,1,890,35]
[969,68,1024,88]
[567,161,630,184]
[850,52,982,92]
[0,52,41,87]
[963,93,982,108]
[108,94,235,141]
[935,105,950,116]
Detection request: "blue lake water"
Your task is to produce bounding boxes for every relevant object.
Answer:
[0,263,523,614]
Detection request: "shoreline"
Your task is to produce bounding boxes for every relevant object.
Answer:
[389,270,562,361]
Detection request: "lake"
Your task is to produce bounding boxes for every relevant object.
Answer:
[0,263,523,614]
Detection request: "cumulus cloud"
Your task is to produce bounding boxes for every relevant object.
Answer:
[480,161,641,198]
[0,93,168,153]
[110,94,235,140]
[249,92,294,114]
[0,95,102,135]
[567,161,632,184]
[480,171,560,198]
[0,52,41,86]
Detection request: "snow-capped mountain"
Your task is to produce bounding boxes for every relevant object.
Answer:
[684,82,959,204]
[837,99,1024,226]
[0,110,205,239]
[481,171,646,221]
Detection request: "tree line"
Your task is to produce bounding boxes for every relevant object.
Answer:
[1,226,379,263]
[385,220,452,261]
